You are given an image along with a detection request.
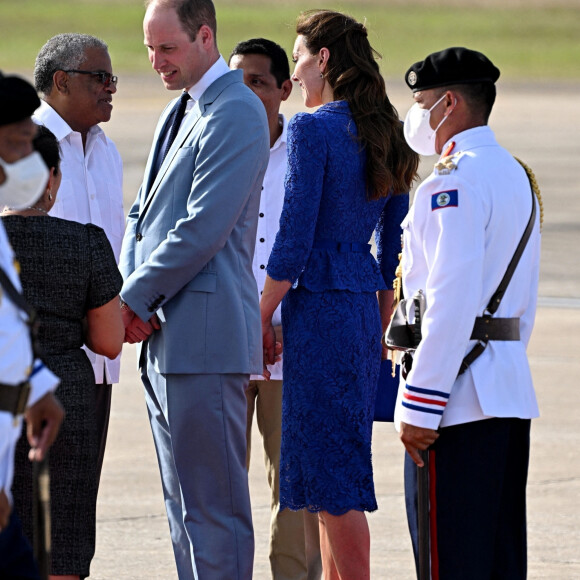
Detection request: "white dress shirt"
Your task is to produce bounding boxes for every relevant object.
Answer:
[33,101,125,384]
[187,55,230,102]
[0,223,59,502]
[250,114,287,381]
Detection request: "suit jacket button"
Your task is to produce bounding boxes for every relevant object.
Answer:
[136,233,143,241]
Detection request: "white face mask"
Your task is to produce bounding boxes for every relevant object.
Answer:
[0,152,49,209]
[403,94,451,156]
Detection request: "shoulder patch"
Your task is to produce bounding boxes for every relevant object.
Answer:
[431,189,458,210]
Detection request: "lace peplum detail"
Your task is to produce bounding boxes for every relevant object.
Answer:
[293,246,387,291]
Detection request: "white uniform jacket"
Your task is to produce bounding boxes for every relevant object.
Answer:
[394,125,541,430]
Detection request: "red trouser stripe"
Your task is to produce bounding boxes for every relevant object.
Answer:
[429,449,439,580]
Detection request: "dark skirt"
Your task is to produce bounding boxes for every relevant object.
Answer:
[12,351,98,577]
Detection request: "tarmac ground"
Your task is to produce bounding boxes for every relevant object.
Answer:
[88,75,579,579]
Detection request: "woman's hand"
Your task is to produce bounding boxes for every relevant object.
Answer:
[259,275,292,376]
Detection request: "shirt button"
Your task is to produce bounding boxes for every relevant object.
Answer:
[259,213,264,218]
[260,264,265,269]
[136,233,143,241]
[260,238,265,243]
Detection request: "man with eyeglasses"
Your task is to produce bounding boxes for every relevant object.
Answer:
[30,32,123,497]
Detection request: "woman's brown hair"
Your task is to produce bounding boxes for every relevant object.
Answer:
[296,9,419,199]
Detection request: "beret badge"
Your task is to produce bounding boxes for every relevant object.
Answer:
[407,71,417,86]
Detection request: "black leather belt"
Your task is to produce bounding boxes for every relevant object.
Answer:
[0,381,31,416]
[470,317,520,341]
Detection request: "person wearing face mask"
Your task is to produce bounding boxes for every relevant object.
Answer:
[0,72,64,579]
[395,48,541,579]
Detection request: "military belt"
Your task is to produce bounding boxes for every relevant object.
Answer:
[470,317,520,341]
[0,381,31,416]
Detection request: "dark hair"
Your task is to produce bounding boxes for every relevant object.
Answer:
[146,0,217,42]
[296,10,419,198]
[33,125,60,175]
[229,38,290,89]
[438,82,496,123]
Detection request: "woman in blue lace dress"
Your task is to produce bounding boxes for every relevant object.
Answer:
[260,10,419,578]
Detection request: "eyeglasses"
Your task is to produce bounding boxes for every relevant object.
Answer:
[62,70,118,88]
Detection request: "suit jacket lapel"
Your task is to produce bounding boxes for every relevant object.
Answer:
[141,101,203,215]
[139,102,175,213]
[140,70,243,217]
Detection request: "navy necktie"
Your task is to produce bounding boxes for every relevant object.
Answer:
[162,91,191,163]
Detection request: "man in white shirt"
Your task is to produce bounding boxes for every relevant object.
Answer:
[32,33,124,484]
[229,39,322,580]
[0,71,63,578]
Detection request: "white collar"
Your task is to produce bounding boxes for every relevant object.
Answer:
[186,55,229,102]
[33,100,105,143]
[271,114,288,152]
[440,125,496,156]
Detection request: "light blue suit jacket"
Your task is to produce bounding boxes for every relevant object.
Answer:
[120,70,269,375]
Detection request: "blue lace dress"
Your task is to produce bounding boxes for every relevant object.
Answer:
[267,100,408,514]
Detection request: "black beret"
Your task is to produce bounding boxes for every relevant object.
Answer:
[0,72,41,127]
[405,47,500,92]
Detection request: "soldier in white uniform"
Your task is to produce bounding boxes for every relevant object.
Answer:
[395,48,541,579]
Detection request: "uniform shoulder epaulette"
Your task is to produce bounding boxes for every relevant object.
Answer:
[434,151,467,175]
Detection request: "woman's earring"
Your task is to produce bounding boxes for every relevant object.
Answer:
[48,189,53,201]
[320,72,323,78]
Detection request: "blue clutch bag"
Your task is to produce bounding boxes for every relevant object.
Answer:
[374,359,400,422]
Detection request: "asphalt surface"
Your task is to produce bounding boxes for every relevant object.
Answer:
[87,75,579,579]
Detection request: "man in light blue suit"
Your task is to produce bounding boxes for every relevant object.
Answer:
[118,1,269,578]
